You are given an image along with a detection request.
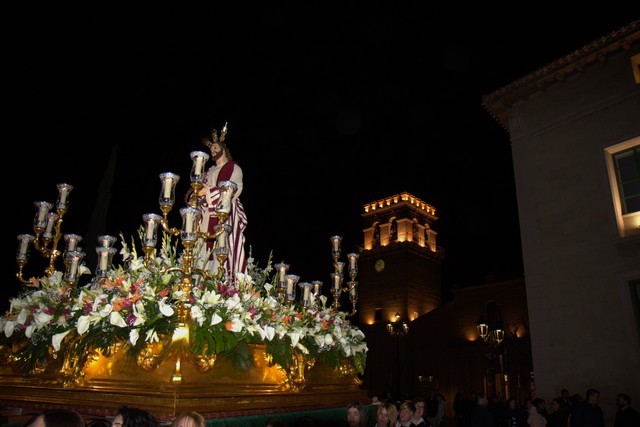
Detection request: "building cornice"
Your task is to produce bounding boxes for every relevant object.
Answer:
[482,19,640,131]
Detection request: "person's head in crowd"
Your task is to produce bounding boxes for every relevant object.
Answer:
[25,409,85,427]
[346,401,366,427]
[112,406,157,427]
[375,402,398,427]
[412,397,425,423]
[171,411,205,427]
[398,401,416,426]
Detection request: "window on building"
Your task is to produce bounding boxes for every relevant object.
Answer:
[632,280,640,332]
[605,137,640,237]
[613,146,640,214]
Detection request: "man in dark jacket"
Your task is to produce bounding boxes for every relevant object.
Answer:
[470,393,494,427]
[614,393,640,427]
[570,389,604,427]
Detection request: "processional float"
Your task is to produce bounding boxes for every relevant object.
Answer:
[0,125,368,421]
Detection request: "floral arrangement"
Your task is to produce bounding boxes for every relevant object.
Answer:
[0,232,368,378]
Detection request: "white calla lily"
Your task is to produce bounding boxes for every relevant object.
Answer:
[109,311,127,328]
[288,331,301,347]
[52,330,72,351]
[228,318,243,333]
[77,316,91,335]
[210,313,223,326]
[99,304,113,318]
[17,309,28,325]
[35,312,52,327]
[3,320,15,337]
[158,297,174,316]
[129,329,140,346]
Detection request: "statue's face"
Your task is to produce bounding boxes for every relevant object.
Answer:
[210,142,224,161]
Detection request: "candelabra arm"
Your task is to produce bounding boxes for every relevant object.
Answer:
[44,249,61,277]
[164,266,185,275]
[51,211,66,252]
[188,182,204,208]
[190,267,211,282]
[15,261,32,284]
[159,205,181,236]
[32,231,49,255]
[214,253,228,281]
[198,211,230,243]
[142,246,157,270]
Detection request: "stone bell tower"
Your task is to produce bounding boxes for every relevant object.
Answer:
[357,192,445,327]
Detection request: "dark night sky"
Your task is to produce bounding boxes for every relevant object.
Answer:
[5,3,640,311]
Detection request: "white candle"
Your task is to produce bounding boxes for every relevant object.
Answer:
[303,285,311,302]
[217,228,227,248]
[163,178,172,198]
[36,204,48,223]
[286,279,294,295]
[276,264,288,286]
[219,191,232,213]
[43,213,58,237]
[146,222,155,241]
[69,257,79,276]
[185,212,194,233]
[59,190,68,205]
[333,273,342,290]
[348,254,358,271]
[331,236,342,252]
[312,281,322,295]
[19,239,30,256]
[195,156,203,175]
[99,250,109,270]
[65,236,77,252]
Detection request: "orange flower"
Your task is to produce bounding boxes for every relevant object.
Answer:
[128,292,141,303]
[157,287,170,298]
[225,321,234,331]
[112,299,124,312]
[283,316,291,326]
[321,320,329,330]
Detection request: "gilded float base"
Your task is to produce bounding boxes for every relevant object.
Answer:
[0,344,367,421]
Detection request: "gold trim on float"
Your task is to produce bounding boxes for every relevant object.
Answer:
[0,343,366,419]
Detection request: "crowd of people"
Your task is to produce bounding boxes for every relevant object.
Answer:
[451,388,640,427]
[8,388,640,427]
[18,406,205,427]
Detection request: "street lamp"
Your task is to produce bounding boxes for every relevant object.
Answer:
[387,312,409,335]
[388,312,408,400]
[476,302,508,399]
[476,316,505,346]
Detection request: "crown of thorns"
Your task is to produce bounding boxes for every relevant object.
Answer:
[201,122,228,149]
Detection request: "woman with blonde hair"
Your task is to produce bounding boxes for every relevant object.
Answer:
[374,402,398,427]
[171,411,205,427]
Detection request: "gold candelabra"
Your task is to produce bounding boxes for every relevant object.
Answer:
[329,235,359,316]
[271,237,359,314]
[14,148,238,384]
[15,183,107,291]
